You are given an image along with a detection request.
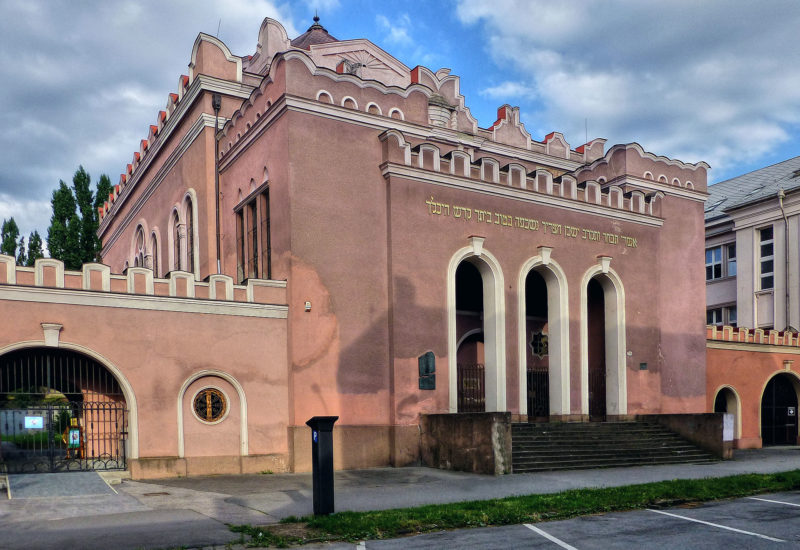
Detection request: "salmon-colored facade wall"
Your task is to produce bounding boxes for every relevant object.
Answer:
[707,327,800,448]
[1,18,718,477]
[0,259,289,478]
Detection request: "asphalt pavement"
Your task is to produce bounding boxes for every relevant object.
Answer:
[1,447,799,549]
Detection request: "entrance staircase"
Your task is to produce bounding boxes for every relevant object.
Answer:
[512,421,718,473]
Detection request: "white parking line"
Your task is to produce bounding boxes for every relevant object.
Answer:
[524,523,579,550]
[647,509,784,542]
[355,541,366,549]
[748,496,800,508]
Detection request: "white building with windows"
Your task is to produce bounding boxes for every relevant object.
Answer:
[705,156,800,330]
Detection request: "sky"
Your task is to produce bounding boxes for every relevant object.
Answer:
[1,0,799,242]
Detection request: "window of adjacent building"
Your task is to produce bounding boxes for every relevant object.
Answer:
[726,243,736,277]
[705,247,722,280]
[707,306,737,327]
[759,226,774,290]
[235,187,271,283]
[705,243,737,281]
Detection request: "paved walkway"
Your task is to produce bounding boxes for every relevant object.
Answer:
[0,447,799,549]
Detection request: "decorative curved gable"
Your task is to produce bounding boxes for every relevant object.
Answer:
[189,33,242,83]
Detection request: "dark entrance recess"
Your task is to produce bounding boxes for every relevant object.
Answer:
[0,348,128,473]
[761,373,798,446]
[525,269,549,421]
[587,278,607,421]
[456,261,486,412]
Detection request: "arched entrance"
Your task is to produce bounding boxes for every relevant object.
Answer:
[0,348,128,473]
[447,241,506,413]
[455,262,486,412]
[713,386,741,441]
[524,270,549,420]
[580,264,627,420]
[587,278,606,420]
[761,373,799,446]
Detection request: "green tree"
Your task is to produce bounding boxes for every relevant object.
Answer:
[26,231,44,266]
[1,217,20,257]
[17,236,26,266]
[47,180,78,267]
[47,166,111,269]
[92,174,113,260]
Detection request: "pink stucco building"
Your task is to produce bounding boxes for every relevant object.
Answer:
[0,17,713,478]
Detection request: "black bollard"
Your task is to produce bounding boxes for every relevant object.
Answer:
[306,415,338,515]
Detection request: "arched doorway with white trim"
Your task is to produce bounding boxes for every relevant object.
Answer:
[713,385,742,443]
[517,249,570,420]
[447,238,506,413]
[760,372,799,446]
[580,260,627,420]
[0,343,137,473]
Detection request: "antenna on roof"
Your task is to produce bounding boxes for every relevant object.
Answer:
[585,118,588,147]
[216,19,221,38]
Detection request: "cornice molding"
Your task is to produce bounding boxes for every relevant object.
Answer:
[0,285,288,319]
[381,162,663,227]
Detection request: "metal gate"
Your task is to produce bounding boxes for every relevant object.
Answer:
[527,367,549,420]
[1,347,128,473]
[1,402,127,473]
[457,363,485,412]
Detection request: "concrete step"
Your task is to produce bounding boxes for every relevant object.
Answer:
[510,421,718,473]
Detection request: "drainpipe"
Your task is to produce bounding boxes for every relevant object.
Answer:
[212,93,222,275]
[778,188,793,331]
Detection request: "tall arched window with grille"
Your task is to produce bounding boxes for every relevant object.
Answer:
[185,198,194,275]
[150,232,159,276]
[172,211,181,271]
[134,226,145,267]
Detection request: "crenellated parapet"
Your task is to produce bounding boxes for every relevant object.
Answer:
[380,130,666,219]
[101,73,196,221]
[0,255,286,306]
[576,143,710,195]
[707,325,800,347]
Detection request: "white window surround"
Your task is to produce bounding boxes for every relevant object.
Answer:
[316,90,333,103]
[388,107,404,120]
[517,250,570,417]
[177,370,248,457]
[341,96,358,110]
[365,102,382,115]
[579,262,627,417]
[182,189,200,277]
[447,241,506,413]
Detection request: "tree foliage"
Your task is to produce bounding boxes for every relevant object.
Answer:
[46,166,109,269]
[1,217,20,257]
[26,231,44,266]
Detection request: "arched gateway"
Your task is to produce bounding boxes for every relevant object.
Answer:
[0,347,128,473]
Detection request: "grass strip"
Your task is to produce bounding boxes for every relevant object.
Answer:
[231,470,800,547]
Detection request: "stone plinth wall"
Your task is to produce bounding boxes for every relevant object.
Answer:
[638,413,732,459]
[420,412,511,475]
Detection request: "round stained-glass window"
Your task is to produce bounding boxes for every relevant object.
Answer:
[193,388,227,423]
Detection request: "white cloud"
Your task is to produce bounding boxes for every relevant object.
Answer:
[480,81,536,101]
[376,13,413,46]
[456,0,800,176]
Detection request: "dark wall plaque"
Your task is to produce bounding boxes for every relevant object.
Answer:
[418,351,435,390]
